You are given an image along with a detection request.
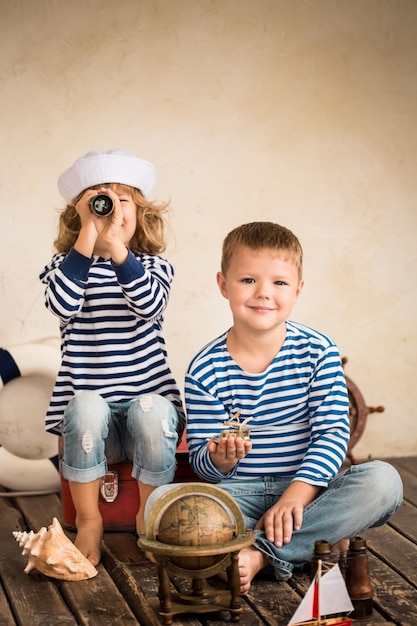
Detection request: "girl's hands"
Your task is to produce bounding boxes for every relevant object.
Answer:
[207,435,252,475]
[76,188,122,237]
[74,188,127,262]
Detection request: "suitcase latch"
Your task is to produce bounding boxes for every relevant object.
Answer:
[100,471,119,502]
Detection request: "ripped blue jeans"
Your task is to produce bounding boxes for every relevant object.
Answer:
[61,391,181,485]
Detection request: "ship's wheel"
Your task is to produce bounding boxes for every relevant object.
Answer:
[342,357,385,464]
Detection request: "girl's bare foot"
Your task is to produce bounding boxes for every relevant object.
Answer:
[136,510,146,537]
[136,513,157,564]
[137,534,157,564]
[219,547,268,594]
[74,517,103,567]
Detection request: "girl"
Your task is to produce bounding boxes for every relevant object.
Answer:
[40,149,185,566]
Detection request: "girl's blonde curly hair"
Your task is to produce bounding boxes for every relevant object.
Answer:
[54,183,170,255]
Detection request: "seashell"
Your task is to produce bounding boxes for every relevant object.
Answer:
[12,517,98,581]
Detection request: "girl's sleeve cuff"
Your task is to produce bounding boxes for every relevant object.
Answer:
[112,250,145,282]
[60,247,93,282]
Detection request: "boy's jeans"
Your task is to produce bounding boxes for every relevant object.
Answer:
[145,460,402,581]
[61,391,181,486]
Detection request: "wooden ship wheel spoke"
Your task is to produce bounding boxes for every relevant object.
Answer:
[342,357,385,464]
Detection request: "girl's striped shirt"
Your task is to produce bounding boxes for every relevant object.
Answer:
[40,247,184,435]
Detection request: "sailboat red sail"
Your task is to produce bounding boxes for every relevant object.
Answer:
[287,560,353,626]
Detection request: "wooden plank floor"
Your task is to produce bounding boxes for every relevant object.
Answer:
[1,457,416,626]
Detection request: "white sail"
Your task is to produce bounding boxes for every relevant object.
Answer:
[288,564,354,625]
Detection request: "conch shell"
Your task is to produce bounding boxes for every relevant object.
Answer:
[12,517,98,581]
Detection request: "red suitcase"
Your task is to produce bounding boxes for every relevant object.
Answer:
[60,437,198,532]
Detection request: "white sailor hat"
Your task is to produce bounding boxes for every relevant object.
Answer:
[58,149,156,202]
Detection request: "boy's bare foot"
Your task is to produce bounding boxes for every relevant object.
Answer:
[331,538,350,556]
[74,518,103,567]
[219,547,268,594]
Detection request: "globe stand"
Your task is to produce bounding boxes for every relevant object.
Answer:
[139,483,255,624]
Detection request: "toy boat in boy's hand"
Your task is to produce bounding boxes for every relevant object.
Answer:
[287,560,353,626]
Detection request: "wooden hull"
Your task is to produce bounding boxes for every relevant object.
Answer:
[289,617,352,626]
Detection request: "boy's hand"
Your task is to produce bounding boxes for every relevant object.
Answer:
[255,498,304,547]
[207,435,252,475]
[254,480,320,547]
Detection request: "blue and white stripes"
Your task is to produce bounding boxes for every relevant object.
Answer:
[0,348,21,386]
[40,247,184,435]
[185,320,350,488]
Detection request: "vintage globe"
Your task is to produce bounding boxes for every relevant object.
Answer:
[157,492,235,570]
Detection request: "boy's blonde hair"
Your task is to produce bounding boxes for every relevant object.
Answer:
[54,183,170,255]
[221,222,303,279]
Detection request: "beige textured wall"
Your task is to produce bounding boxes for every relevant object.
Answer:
[0,0,416,459]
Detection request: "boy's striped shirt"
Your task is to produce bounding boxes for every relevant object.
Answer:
[185,320,350,488]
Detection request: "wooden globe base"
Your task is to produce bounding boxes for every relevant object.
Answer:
[177,583,220,605]
[143,550,251,624]
[139,484,255,624]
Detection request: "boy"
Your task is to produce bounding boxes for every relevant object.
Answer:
[183,221,402,593]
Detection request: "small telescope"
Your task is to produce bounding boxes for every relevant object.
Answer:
[89,194,113,217]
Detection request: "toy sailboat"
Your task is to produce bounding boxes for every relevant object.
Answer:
[287,560,353,626]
